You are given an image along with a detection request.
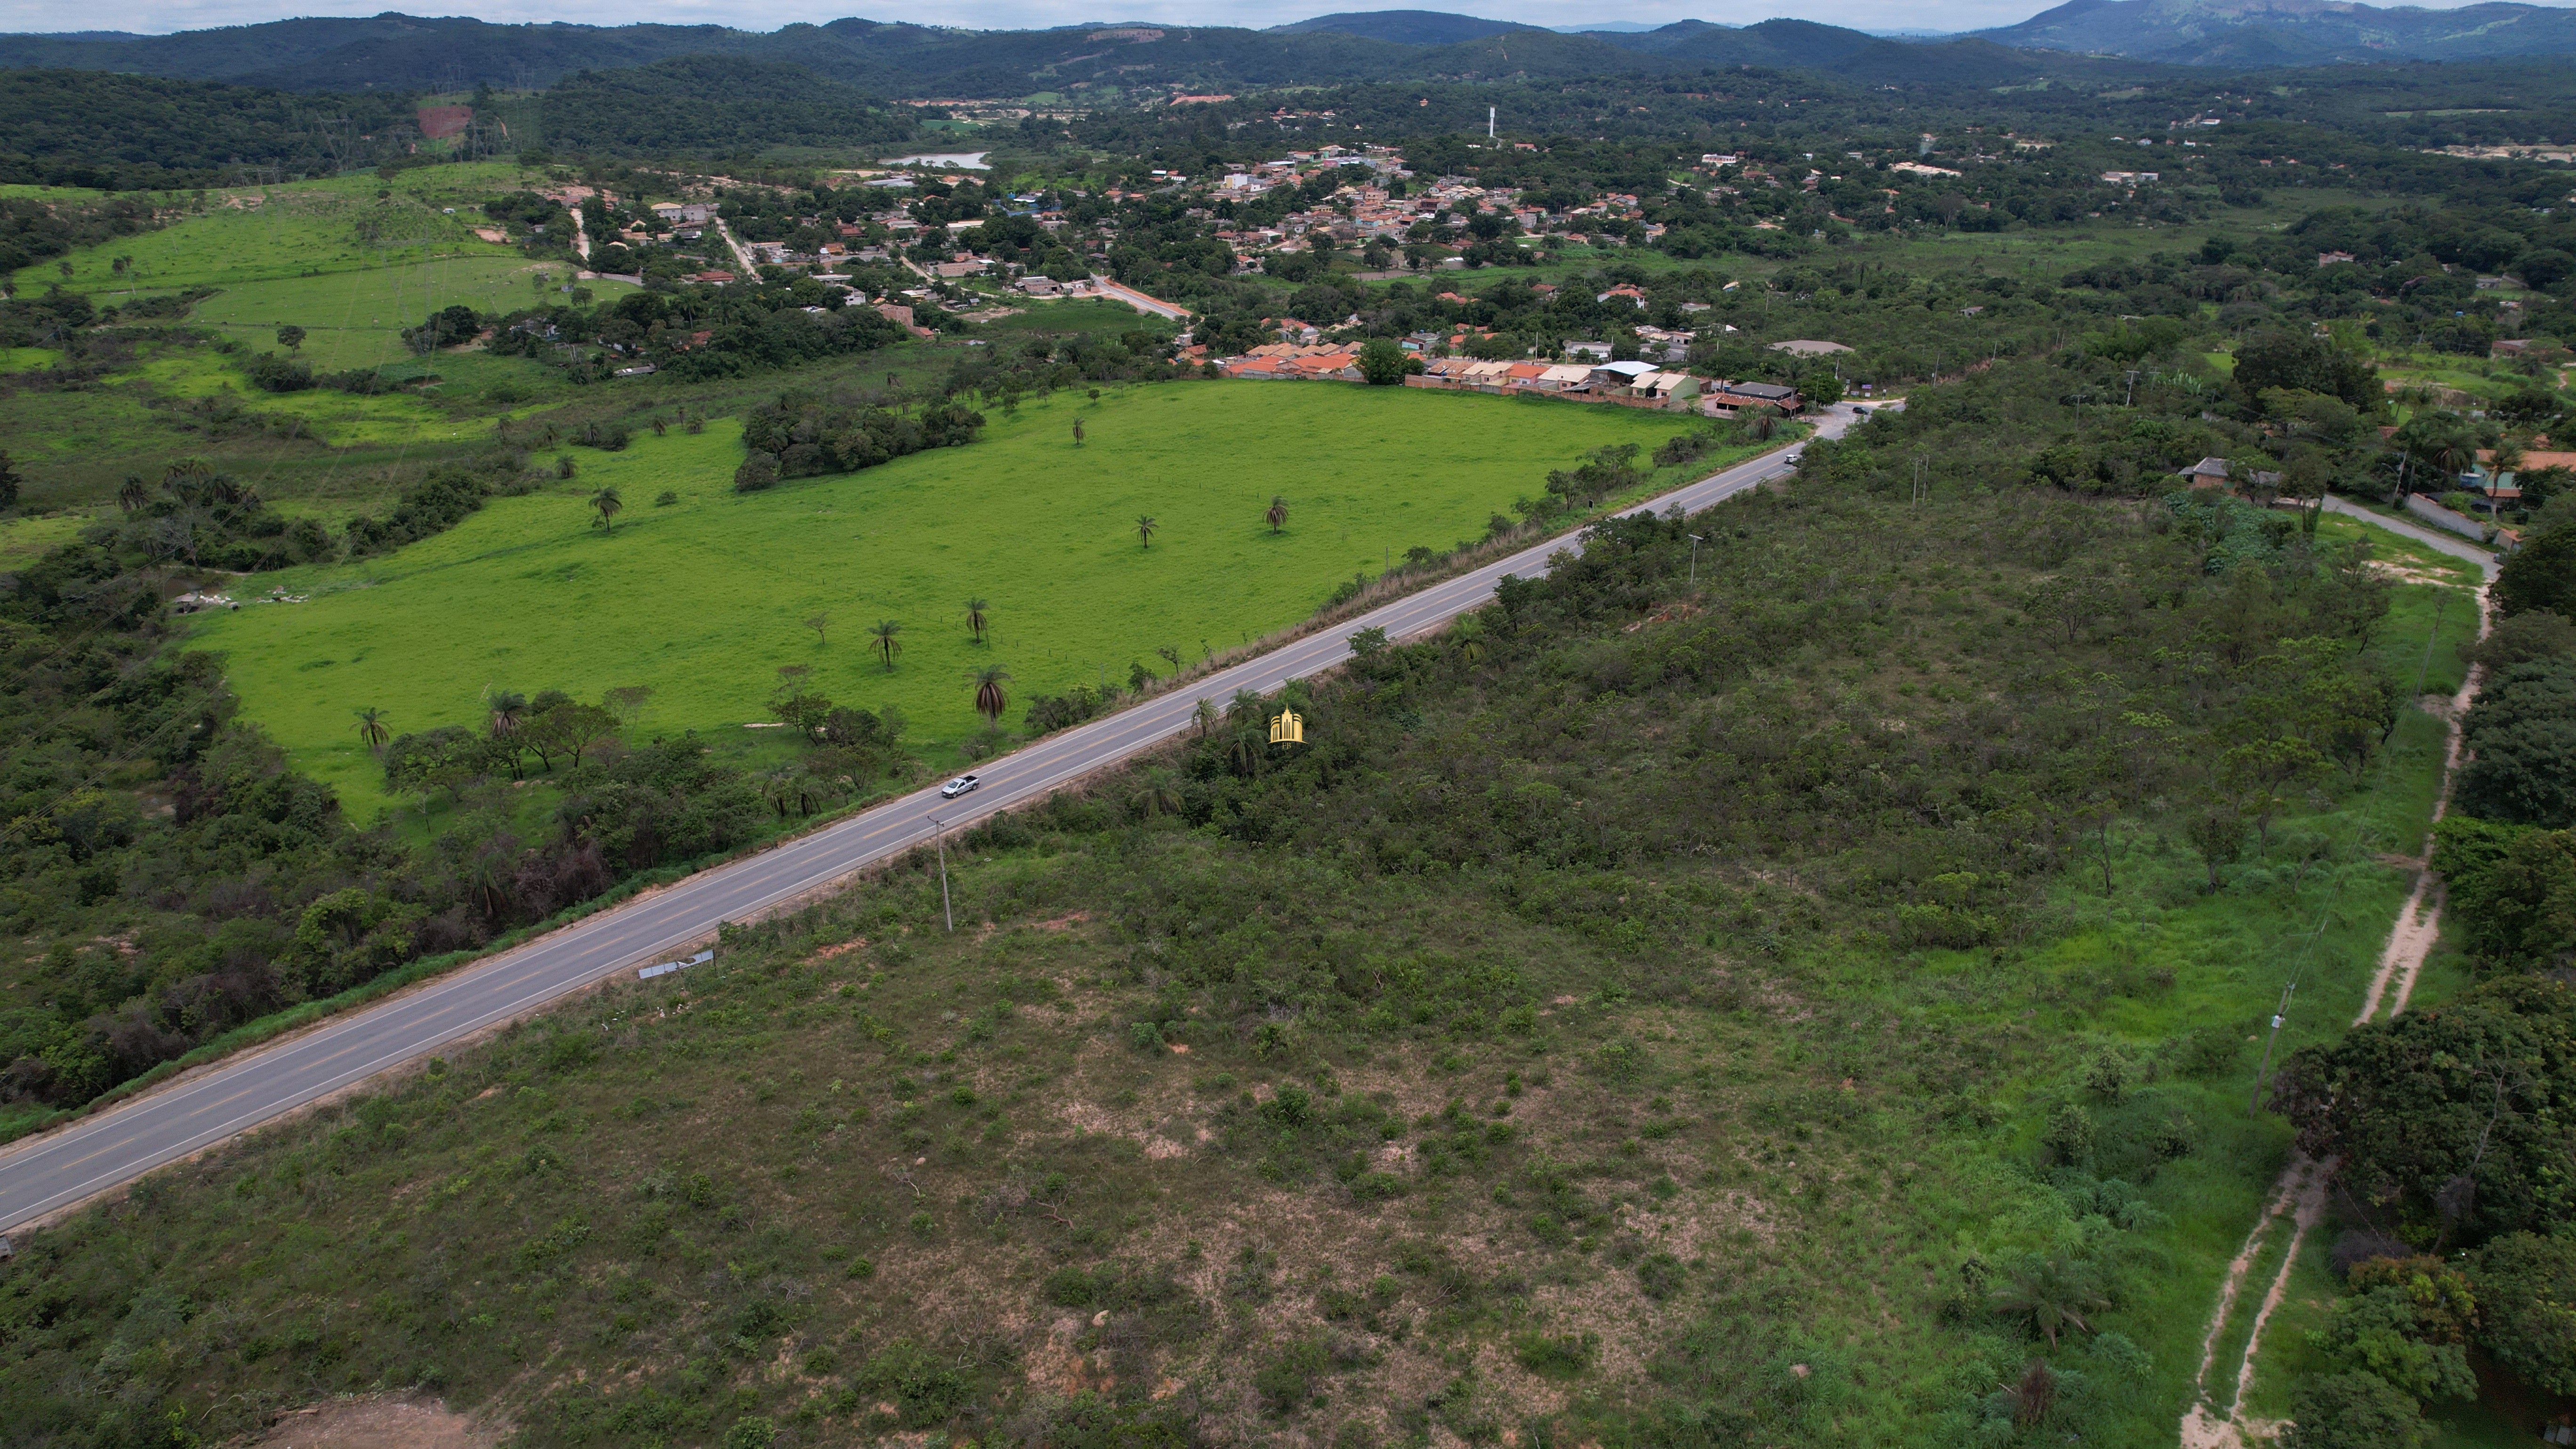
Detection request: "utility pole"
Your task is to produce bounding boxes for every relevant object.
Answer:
[926,815,953,932]
[1488,106,1496,140]
[2250,980,2296,1115]
[2123,368,2139,407]
[1687,532,1706,585]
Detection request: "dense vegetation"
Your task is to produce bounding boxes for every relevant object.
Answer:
[540,58,915,157]
[0,405,2445,1445]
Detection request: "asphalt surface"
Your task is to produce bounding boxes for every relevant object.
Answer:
[0,408,1854,1233]
[2318,495,2500,576]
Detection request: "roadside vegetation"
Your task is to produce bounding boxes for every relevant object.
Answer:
[1,34,2575,1445]
[0,462,2477,1449]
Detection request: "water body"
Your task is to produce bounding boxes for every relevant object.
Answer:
[882,152,990,170]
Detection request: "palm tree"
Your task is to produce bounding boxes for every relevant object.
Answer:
[869,619,904,671]
[964,597,990,644]
[1453,616,1489,664]
[1073,418,1085,446]
[1129,767,1183,818]
[115,475,150,513]
[1136,515,1158,549]
[590,486,623,533]
[1226,722,1266,777]
[161,458,211,507]
[354,706,391,754]
[1192,697,1219,738]
[971,664,1013,724]
[488,691,528,737]
[1266,495,1288,532]
[1990,1257,2108,1349]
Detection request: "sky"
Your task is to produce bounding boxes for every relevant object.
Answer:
[0,0,2561,40]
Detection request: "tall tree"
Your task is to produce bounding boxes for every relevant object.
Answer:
[869,619,903,671]
[1136,515,1158,549]
[354,706,391,754]
[487,691,528,738]
[806,612,829,645]
[590,485,623,532]
[1267,495,1288,532]
[964,597,990,644]
[971,664,1012,724]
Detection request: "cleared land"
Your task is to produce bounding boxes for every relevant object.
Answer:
[186,382,1745,813]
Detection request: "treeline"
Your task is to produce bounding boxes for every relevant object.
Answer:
[733,391,984,491]
[0,69,421,190]
[434,275,912,385]
[0,441,926,1119]
[539,57,914,156]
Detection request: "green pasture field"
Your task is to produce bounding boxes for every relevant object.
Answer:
[186,380,1749,816]
[0,183,108,202]
[0,510,89,564]
[187,256,635,371]
[12,163,552,296]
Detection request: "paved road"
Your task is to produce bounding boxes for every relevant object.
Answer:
[2319,495,2501,575]
[1087,275,1192,321]
[0,410,1852,1233]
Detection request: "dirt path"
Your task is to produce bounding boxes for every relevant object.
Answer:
[2178,581,2489,1448]
[257,1396,497,1449]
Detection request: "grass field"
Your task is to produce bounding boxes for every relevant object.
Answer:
[10,162,560,298]
[187,381,1745,815]
[188,256,632,372]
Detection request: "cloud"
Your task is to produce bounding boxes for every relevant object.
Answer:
[0,0,2548,41]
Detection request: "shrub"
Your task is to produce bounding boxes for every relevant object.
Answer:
[1044,1265,1096,1307]
[1510,1330,1597,1377]
[2471,1231,2576,1395]
[1252,1337,1328,1412]
[2282,1372,2430,1449]
[2456,661,2576,826]
[1636,1251,1685,1300]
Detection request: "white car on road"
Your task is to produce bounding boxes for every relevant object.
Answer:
[939,774,980,799]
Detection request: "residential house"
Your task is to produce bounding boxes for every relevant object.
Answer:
[1705,380,1802,416]
[2175,457,2231,488]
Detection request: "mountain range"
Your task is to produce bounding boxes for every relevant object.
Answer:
[0,12,2121,95]
[2,0,2573,98]
[1974,0,2576,65]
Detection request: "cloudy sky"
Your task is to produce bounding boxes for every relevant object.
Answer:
[0,0,2556,39]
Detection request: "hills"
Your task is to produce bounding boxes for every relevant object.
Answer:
[1272,9,1541,45]
[6,1,2576,100]
[0,11,2119,97]
[1976,0,2576,64]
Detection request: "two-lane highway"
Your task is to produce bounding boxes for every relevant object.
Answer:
[0,408,1852,1232]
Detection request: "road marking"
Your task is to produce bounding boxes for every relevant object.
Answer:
[0,425,1826,1229]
